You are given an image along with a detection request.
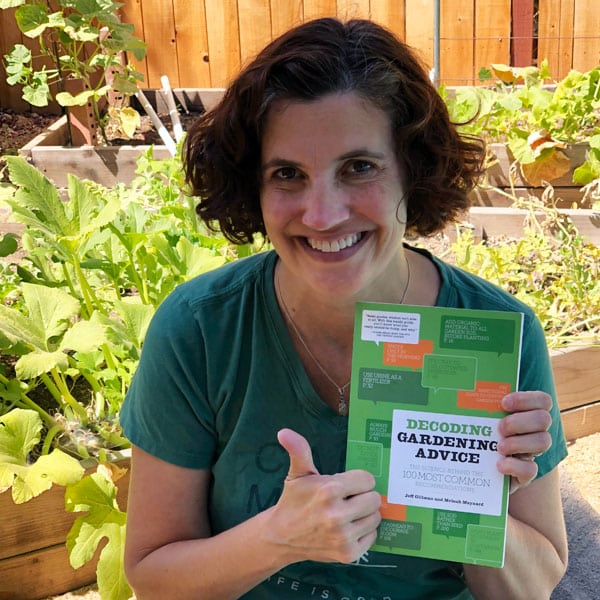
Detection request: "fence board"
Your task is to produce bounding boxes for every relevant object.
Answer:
[141,0,178,88]
[303,0,337,20]
[440,0,474,86]
[511,0,534,65]
[538,0,576,79]
[474,0,511,81]
[572,0,600,72]
[173,0,211,87]
[0,9,28,111]
[204,0,241,88]
[271,0,303,38]
[336,0,369,20]
[117,0,149,86]
[369,1,405,39]
[238,0,272,65]
[405,0,435,69]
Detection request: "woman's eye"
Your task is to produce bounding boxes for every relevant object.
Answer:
[273,166,299,180]
[346,160,376,175]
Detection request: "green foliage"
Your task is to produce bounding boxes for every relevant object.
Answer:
[0,149,263,599]
[0,408,84,503]
[450,200,600,348]
[1,0,146,140]
[441,63,600,187]
[66,466,130,600]
[0,151,255,462]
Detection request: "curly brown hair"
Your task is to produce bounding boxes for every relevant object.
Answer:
[183,18,485,244]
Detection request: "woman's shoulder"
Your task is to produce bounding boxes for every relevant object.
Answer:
[169,250,276,308]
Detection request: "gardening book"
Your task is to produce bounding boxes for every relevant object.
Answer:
[346,303,524,567]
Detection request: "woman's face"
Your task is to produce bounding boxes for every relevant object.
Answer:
[260,92,408,302]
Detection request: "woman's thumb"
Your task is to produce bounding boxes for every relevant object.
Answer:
[277,428,319,481]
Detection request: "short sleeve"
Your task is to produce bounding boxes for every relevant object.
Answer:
[119,287,217,469]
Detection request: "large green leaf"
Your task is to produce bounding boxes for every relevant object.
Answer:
[0,303,45,349]
[22,283,81,343]
[61,316,108,353]
[66,469,131,600]
[5,156,71,237]
[16,349,69,379]
[112,299,154,348]
[0,409,84,503]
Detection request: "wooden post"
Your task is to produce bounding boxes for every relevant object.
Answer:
[511,0,535,66]
[63,78,98,146]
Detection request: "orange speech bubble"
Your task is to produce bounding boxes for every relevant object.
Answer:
[383,339,434,370]
[379,495,407,521]
[457,380,511,412]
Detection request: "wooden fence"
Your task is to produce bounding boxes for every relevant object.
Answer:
[1,0,600,112]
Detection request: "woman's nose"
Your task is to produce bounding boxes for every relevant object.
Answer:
[300,180,350,231]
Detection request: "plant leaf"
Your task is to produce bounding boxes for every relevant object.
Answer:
[0,409,84,503]
[0,233,18,257]
[15,349,69,379]
[521,148,571,185]
[22,282,80,343]
[0,303,46,350]
[62,317,109,353]
[66,470,131,600]
[112,299,155,348]
[4,156,71,237]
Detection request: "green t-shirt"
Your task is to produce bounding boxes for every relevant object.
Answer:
[120,248,567,600]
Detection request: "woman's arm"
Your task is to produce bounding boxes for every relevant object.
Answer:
[124,437,381,600]
[463,392,569,599]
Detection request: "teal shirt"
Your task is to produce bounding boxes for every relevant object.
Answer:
[120,248,567,600]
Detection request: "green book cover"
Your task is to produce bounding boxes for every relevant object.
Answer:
[346,303,524,567]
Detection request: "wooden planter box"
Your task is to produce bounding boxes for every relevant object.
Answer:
[471,142,592,209]
[0,458,130,600]
[552,346,600,441]
[19,88,225,188]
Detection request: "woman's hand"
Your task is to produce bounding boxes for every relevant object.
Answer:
[271,428,381,564]
[497,391,553,493]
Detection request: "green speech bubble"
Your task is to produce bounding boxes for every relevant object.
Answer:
[440,316,515,356]
[346,441,382,477]
[366,419,392,448]
[465,525,505,565]
[376,519,422,550]
[421,354,477,391]
[358,368,429,404]
[432,509,480,539]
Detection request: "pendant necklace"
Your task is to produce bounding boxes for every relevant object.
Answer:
[275,256,411,416]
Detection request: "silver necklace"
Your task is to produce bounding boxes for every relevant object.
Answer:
[275,256,411,416]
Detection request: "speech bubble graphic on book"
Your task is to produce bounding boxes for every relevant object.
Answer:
[358,367,429,405]
[433,509,480,539]
[361,310,421,345]
[377,519,422,550]
[457,381,511,413]
[383,339,435,370]
[440,316,515,356]
[421,354,477,392]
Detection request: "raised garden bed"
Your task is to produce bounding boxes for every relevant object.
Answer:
[0,458,130,600]
[18,88,224,187]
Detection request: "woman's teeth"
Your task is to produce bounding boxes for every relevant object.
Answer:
[307,233,362,253]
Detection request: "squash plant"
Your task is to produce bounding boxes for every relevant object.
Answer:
[442,62,600,190]
[0,0,147,141]
[0,149,260,599]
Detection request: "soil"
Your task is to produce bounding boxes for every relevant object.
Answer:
[2,108,599,600]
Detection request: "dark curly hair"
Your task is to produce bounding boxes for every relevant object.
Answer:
[183,18,485,244]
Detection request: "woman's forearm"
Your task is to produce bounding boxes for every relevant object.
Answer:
[463,512,568,600]
[126,506,286,600]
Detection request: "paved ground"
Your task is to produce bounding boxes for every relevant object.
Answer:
[552,469,600,600]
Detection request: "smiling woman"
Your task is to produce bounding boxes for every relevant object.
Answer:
[120,17,568,600]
